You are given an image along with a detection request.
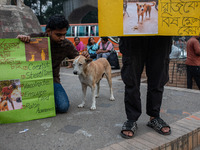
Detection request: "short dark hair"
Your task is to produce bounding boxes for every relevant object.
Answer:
[101,37,109,42]
[46,14,70,31]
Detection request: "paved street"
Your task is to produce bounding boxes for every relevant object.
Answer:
[0,67,200,150]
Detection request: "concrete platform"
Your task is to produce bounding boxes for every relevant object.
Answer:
[0,67,200,150]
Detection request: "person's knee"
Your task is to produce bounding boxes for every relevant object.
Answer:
[102,53,108,58]
[56,102,70,113]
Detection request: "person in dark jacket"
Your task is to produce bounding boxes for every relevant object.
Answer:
[120,36,172,139]
[17,14,89,113]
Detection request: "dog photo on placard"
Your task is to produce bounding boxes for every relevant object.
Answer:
[0,79,23,112]
[69,56,115,110]
[123,0,158,35]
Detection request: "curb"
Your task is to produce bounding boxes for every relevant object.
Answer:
[98,111,200,150]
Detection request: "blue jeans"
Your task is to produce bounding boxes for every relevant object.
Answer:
[54,83,70,113]
[97,52,110,59]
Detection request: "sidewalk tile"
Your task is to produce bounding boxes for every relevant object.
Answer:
[180,118,200,128]
[139,134,160,148]
[172,124,192,133]
[100,147,114,150]
[118,141,142,150]
[145,132,171,144]
[126,139,151,150]
[110,143,127,150]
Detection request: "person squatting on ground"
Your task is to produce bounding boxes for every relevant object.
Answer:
[185,36,200,90]
[17,14,89,113]
[1,83,17,110]
[96,37,113,59]
[119,36,172,139]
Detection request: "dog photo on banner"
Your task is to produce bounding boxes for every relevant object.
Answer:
[0,79,22,112]
[123,0,158,35]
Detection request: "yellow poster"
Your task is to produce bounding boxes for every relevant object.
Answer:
[98,0,200,36]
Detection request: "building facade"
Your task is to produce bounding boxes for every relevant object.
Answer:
[63,0,98,23]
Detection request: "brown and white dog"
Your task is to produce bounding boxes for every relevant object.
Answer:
[136,1,156,23]
[71,56,115,110]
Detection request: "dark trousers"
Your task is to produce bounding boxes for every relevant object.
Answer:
[120,37,172,121]
[186,65,200,89]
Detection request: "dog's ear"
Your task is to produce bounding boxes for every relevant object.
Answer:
[85,58,93,64]
[67,59,74,63]
[136,3,139,6]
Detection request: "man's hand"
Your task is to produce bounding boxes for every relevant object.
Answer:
[81,51,90,58]
[16,35,31,43]
[96,50,104,54]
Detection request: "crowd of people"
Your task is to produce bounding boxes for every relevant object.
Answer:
[64,36,115,68]
[73,36,114,60]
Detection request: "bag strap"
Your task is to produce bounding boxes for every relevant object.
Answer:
[103,41,114,52]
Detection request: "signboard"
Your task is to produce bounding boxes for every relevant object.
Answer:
[98,0,200,36]
[0,38,56,124]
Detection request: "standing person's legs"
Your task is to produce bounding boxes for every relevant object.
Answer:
[120,37,146,139]
[192,66,200,89]
[121,55,145,121]
[145,36,171,135]
[146,36,171,117]
[186,65,193,89]
[120,54,145,138]
[54,83,70,113]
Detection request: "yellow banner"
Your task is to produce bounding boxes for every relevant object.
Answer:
[98,0,200,36]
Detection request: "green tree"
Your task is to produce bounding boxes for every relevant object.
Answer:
[24,0,37,11]
[44,0,63,24]
[24,0,64,25]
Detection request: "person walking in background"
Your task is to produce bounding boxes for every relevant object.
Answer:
[119,36,172,139]
[87,37,100,60]
[96,37,113,59]
[185,36,200,89]
[17,14,89,113]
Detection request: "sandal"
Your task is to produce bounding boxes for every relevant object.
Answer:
[147,117,171,135]
[120,120,137,139]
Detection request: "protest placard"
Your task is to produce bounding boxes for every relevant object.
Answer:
[0,38,56,124]
[98,0,200,36]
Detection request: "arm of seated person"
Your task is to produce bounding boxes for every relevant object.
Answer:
[96,49,110,54]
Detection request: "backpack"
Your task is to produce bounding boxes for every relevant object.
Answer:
[106,42,120,69]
